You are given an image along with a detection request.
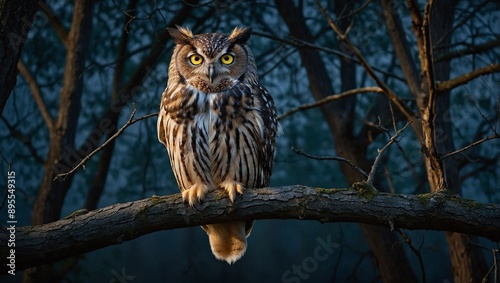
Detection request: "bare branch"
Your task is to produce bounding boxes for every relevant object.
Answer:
[432,0,491,49]
[405,0,424,55]
[253,31,407,83]
[381,0,423,100]
[278,87,384,121]
[74,1,199,166]
[435,39,500,62]
[17,60,54,130]
[291,147,368,178]
[0,117,45,164]
[440,134,499,161]
[1,186,499,272]
[366,121,412,185]
[422,0,437,100]
[53,107,157,180]
[467,89,499,135]
[314,0,421,136]
[436,64,500,93]
[38,1,69,47]
[395,229,427,283]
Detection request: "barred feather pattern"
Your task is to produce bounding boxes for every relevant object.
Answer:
[158,81,277,195]
[157,77,277,264]
[157,26,278,264]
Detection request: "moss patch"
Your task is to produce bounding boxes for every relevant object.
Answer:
[352,182,379,200]
[149,195,164,206]
[314,187,345,194]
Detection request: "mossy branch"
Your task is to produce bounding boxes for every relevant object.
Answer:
[1,185,499,273]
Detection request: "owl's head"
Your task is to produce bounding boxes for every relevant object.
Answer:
[167,26,257,93]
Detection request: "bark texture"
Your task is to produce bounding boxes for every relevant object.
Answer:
[1,186,499,274]
[0,0,39,114]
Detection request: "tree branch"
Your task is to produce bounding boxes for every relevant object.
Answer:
[278,86,383,121]
[436,64,500,92]
[253,31,407,83]
[1,185,498,273]
[435,39,500,62]
[0,116,45,164]
[314,0,421,136]
[366,121,413,185]
[291,147,369,178]
[38,1,69,47]
[74,0,198,167]
[440,133,500,161]
[53,106,157,180]
[17,60,54,130]
[381,0,423,101]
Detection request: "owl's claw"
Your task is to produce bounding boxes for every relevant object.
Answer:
[182,183,215,207]
[219,181,245,203]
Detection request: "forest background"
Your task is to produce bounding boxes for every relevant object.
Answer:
[0,0,499,282]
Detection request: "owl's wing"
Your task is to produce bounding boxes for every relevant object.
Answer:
[250,82,279,188]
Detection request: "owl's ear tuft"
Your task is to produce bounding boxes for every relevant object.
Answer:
[228,27,252,45]
[167,26,193,44]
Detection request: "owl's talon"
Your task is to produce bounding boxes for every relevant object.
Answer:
[219,181,245,203]
[182,184,215,207]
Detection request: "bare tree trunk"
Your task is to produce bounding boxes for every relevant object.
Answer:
[0,0,39,115]
[385,0,489,281]
[274,1,418,282]
[24,0,94,282]
[430,1,488,281]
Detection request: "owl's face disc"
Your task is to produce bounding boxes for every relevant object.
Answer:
[168,27,254,93]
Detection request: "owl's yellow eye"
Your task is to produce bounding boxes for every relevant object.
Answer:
[189,54,203,65]
[220,54,234,65]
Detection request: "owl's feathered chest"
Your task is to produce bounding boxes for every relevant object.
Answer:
[164,84,258,128]
[158,79,277,190]
[158,82,267,187]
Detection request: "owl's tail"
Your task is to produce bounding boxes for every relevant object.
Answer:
[201,220,254,264]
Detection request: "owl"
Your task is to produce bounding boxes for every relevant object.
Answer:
[157,26,278,264]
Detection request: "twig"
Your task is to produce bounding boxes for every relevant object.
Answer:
[0,117,45,164]
[366,121,412,185]
[440,89,500,160]
[54,107,157,180]
[314,0,420,134]
[395,229,426,283]
[432,0,490,50]
[253,31,407,83]
[468,87,499,135]
[291,147,368,178]
[440,134,499,160]
[278,87,383,121]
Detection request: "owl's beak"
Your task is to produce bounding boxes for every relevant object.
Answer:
[208,65,216,84]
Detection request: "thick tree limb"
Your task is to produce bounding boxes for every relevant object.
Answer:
[1,185,499,273]
[436,64,500,92]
